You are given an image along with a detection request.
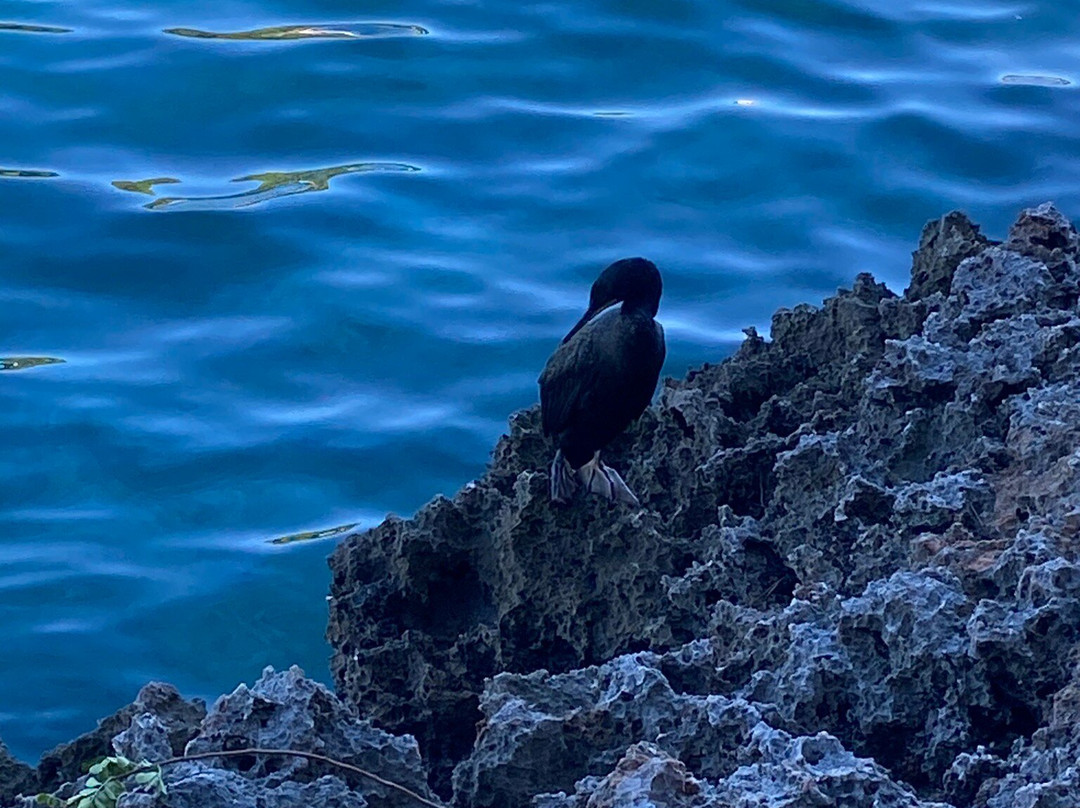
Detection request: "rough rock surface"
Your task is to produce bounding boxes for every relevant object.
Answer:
[172,666,434,808]
[3,668,440,808]
[0,742,36,806]
[327,203,1080,806]
[34,681,205,794]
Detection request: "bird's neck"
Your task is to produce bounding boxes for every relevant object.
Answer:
[621,299,656,319]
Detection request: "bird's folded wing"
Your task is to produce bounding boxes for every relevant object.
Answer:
[538,338,602,438]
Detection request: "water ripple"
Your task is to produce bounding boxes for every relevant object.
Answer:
[141,162,421,211]
[163,23,429,41]
[0,22,72,35]
[1,357,65,371]
[0,168,59,179]
[269,522,358,545]
[1001,74,1072,87]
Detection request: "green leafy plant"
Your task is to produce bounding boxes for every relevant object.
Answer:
[36,756,165,808]
[34,747,441,808]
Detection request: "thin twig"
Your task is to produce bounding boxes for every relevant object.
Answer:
[126,747,443,808]
[763,574,786,601]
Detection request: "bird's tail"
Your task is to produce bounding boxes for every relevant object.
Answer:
[550,450,577,504]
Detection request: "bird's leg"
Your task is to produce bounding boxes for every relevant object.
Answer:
[577,451,612,500]
[578,451,641,508]
[599,460,641,508]
[550,450,577,504]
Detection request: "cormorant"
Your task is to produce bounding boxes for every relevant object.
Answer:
[538,257,666,506]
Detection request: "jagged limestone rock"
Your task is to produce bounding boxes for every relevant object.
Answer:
[329,204,1080,806]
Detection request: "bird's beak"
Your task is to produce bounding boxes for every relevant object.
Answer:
[562,298,618,344]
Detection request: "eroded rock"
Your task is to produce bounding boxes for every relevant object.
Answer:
[0,741,37,806]
[7,668,439,808]
[328,203,1080,806]
[32,682,205,795]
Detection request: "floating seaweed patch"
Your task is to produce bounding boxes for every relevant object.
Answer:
[270,522,359,545]
[0,22,72,34]
[1,356,65,371]
[111,177,180,196]
[163,23,428,41]
[145,161,420,211]
[0,168,59,179]
[236,161,419,191]
[1001,74,1071,87]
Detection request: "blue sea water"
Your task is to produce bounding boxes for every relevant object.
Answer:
[1,0,1078,763]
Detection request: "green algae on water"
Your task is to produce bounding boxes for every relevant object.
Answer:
[270,522,359,545]
[112,177,180,196]
[1,356,65,371]
[0,168,59,179]
[145,161,420,211]
[163,23,428,41]
[0,22,72,34]
[235,161,420,191]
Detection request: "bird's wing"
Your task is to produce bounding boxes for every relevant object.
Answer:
[538,337,601,438]
[620,320,665,421]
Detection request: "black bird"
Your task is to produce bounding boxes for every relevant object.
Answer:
[538,257,665,506]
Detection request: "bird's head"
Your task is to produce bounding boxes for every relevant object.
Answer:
[563,257,662,343]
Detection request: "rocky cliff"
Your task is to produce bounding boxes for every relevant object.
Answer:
[5,204,1080,808]
[326,203,1080,807]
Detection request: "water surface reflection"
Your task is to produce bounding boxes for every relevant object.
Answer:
[163,23,428,41]
[109,162,421,211]
[1,357,65,371]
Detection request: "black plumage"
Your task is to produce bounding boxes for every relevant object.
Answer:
[538,257,665,506]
